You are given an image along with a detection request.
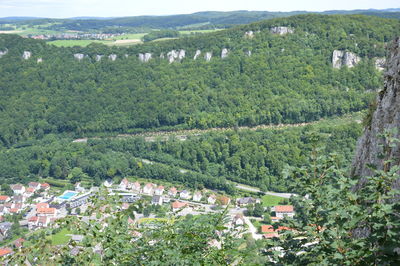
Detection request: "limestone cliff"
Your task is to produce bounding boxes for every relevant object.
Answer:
[352,38,400,178]
[332,50,361,69]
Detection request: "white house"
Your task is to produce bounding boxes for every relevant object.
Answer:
[179,190,191,200]
[273,205,295,219]
[11,184,25,195]
[143,184,154,195]
[154,186,164,196]
[119,178,129,190]
[233,214,245,226]
[0,206,9,216]
[28,182,41,190]
[168,187,177,197]
[132,182,141,192]
[193,192,202,202]
[207,194,216,205]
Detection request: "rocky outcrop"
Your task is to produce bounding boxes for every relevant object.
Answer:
[139,53,152,63]
[270,27,294,35]
[108,54,117,61]
[204,52,212,62]
[74,53,84,61]
[194,50,201,60]
[332,50,361,69]
[167,50,178,63]
[22,51,31,60]
[160,53,165,59]
[0,49,8,58]
[95,55,103,62]
[178,49,185,60]
[221,48,229,59]
[124,54,129,58]
[246,50,252,57]
[244,31,254,39]
[352,38,400,178]
[37,58,43,63]
[375,57,386,71]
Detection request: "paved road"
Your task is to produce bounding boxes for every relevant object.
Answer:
[244,216,263,240]
[235,184,297,199]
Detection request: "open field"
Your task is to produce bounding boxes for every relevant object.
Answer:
[49,228,72,245]
[261,194,287,207]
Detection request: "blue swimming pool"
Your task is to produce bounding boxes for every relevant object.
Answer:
[58,191,77,200]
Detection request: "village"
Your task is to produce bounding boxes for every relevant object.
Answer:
[0,178,295,258]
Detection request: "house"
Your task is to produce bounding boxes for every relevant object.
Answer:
[37,207,57,217]
[12,195,25,204]
[193,192,202,202]
[36,202,49,209]
[120,194,140,203]
[37,216,49,227]
[168,187,177,197]
[207,194,217,205]
[171,201,188,211]
[119,178,130,190]
[132,182,141,192]
[69,193,91,208]
[28,182,41,190]
[143,184,154,195]
[0,222,12,240]
[0,196,10,203]
[154,186,164,196]
[261,225,292,238]
[11,184,25,195]
[273,205,294,219]
[25,187,35,197]
[218,196,231,206]
[28,216,38,229]
[41,183,50,191]
[0,247,13,258]
[0,206,9,216]
[233,214,245,226]
[237,197,257,206]
[151,195,163,206]
[121,203,130,210]
[13,238,25,249]
[271,216,281,222]
[163,196,171,203]
[103,179,113,188]
[179,190,191,200]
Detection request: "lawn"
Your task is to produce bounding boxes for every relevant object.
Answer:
[49,228,72,245]
[262,194,286,207]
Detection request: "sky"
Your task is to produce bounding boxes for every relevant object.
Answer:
[0,0,399,18]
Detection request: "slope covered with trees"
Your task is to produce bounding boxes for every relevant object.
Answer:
[0,14,398,148]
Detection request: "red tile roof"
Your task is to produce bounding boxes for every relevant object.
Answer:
[171,201,188,209]
[41,183,50,188]
[36,203,49,209]
[26,187,35,193]
[9,208,19,213]
[28,216,38,222]
[0,248,13,257]
[274,205,294,212]
[261,225,293,233]
[37,208,56,215]
[0,196,10,201]
[218,196,231,205]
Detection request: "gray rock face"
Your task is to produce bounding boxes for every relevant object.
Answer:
[108,54,117,61]
[246,50,252,57]
[194,50,201,60]
[270,27,294,35]
[95,55,103,62]
[375,57,386,71]
[332,50,360,69]
[37,58,43,63]
[167,50,178,63]
[178,49,185,60]
[22,51,31,60]
[204,52,212,62]
[352,38,400,178]
[221,48,229,59]
[125,54,129,58]
[74,53,84,61]
[244,31,254,38]
[139,53,152,63]
[0,49,8,58]
[159,53,165,59]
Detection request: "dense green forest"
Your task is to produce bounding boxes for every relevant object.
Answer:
[0,115,362,192]
[0,15,398,149]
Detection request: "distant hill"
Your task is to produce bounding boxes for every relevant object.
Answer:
[1,9,399,33]
[0,14,399,148]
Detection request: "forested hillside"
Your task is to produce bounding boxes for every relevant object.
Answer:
[0,15,398,149]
